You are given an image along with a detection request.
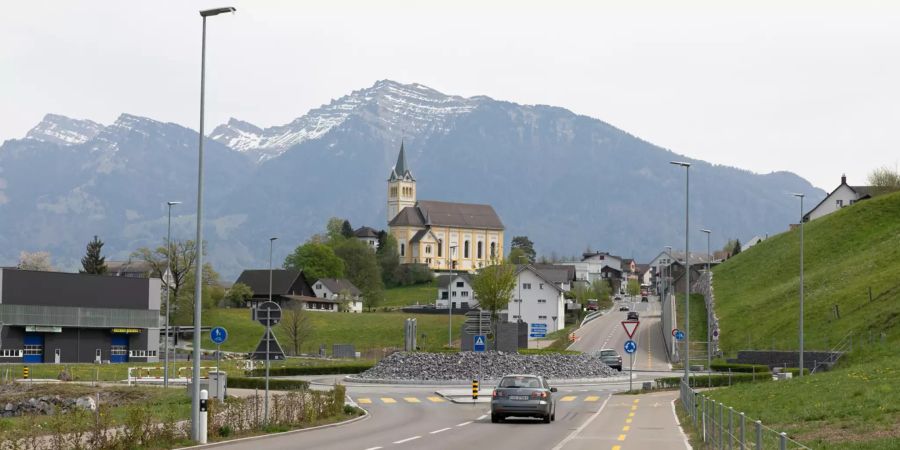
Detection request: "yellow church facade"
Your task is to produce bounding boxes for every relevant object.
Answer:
[386,144,504,272]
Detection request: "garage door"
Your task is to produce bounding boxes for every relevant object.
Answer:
[23,333,44,363]
[111,335,129,363]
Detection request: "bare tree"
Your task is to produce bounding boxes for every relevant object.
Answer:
[18,251,53,271]
[280,302,313,356]
[131,239,199,315]
[867,166,900,195]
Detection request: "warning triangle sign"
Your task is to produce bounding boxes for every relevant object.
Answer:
[475,336,485,346]
[250,328,286,361]
[621,321,639,338]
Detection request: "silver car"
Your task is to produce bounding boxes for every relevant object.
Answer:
[490,374,557,423]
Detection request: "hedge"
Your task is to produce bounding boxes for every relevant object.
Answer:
[656,373,772,389]
[782,367,811,376]
[710,363,771,373]
[227,376,310,390]
[248,363,374,377]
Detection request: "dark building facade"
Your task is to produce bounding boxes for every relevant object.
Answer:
[0,268,161,364]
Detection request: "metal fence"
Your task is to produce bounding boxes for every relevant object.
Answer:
[679,381,810,449]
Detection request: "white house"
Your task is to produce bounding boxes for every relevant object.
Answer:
[311,278,364,313]
[436,273,477,309]
[559,251,623,284]
[803,175,873,222]
[354,226,380,250]
[506,265,566,334]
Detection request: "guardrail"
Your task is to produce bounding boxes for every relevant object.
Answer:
[680,381,810,449]
[580,310,604,327]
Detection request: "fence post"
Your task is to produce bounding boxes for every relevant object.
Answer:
[729,406,734,450]
[702,396,707,443]
[780,432,787,450]
[755,420,762,450]
[719,401,724,449]
[739,411,745,449]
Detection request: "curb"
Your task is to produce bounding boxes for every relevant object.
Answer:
[344,375,632,387]
[175,407,369,449]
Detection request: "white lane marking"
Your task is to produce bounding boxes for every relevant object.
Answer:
[456,421,472,427]
[671,398,694,449]
[363,447,383,450]
[550,393,612,450]
[476,414,488,420]
[429,427,452,434]
[393,436,421,444]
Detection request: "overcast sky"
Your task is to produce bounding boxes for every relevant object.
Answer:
[3,0,898,189]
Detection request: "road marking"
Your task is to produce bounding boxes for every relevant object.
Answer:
[623,425,630,431]
[625,418,632,424]
[560,395,577,402]
[430,427,451,434]
[477,414,488,420]
[357,398,372,404]
[585,395,600,402]
[551,394,612,450]
[629,412,635,417]
[617,434,626,441]
[393,436,421,444]
[404,397,420,403]
[381,397,396,404]
[456,421,472,427]
[631,405,638,411]
[671,397,694,449]
[612,446,621,450]
[633,399,640,404]
[363,447,382,450]
[427,396,445,403]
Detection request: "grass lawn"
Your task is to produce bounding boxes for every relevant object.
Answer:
[382,281,437,308]
[206,308,460,354]
[676,293,709,367]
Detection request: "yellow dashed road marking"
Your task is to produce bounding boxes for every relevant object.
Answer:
[381,397,397,404]
[625,418,632,424]
[427,396,445,403]
[404,397,420,403]
[623,425,630,431]
[629,412,635,417]
[584,395,600,402]
[357,398,372,404]
[612,446,621,450]
[633,399,640,403]
[617,434,626,441]
[560,396,577,402]
[631,405,638,411]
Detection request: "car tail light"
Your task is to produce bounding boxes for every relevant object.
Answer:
[530,391,548,399]
[493,390,503,398]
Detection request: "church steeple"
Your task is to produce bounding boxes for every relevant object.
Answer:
[387,141,417,223]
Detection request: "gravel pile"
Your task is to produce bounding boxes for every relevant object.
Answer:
[356,351,617,381]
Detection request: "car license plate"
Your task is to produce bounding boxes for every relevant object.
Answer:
[510,395,529,401]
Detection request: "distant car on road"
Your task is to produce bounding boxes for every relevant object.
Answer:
[640,289,648,296]
[598,348,622,371]
[586,300,599,311]
[614,295,622,301]
[627,311,639,320]
[641,296,648,302]
[619,305,630,311]
[491,374,557,423]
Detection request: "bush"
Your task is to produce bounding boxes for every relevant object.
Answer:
[392,264,434,286]
[248,363,374,377]
[710,363,770,373]
[227,376,310,390]
[656,373,772,389]
[782,367,811,376]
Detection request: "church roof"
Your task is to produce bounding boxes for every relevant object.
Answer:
[417,200,504,230]
[388,142,415,182]
[389,206,426,227]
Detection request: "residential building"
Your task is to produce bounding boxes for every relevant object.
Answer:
[386,143,505,272]
[436,273,476,309]
[559,251,624,287]
[311,278,364,313]
[234,269,315,308]
[354,226,380,250]
[0,268,161,364]
[506,265,566,333]
[803,175,873,222]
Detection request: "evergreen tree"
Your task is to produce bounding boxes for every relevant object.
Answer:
[510,236,536,263]
[341,220,355,239]
[80,235,108,274]
[732,239,742,256]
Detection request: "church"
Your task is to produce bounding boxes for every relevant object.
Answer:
[387,144,505,273]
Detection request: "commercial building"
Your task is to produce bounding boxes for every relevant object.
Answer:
[0,268,161,364]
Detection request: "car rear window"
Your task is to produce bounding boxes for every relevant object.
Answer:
[499,376,541,388]
[600,350,617,357]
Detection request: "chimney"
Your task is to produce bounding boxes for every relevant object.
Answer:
[841,174,847,185]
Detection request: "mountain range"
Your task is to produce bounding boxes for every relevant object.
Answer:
[0,80,825,279]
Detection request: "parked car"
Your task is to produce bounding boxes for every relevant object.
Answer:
[627,311,639,320]
[491,374,557,423]
[598,348,622,371]
[619,305,630,311]
[586,300,599,311]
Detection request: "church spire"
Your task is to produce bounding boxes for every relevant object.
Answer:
[389,141,415,181]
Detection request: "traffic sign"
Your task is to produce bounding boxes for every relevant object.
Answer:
[473,335,486,352]
[713,328,719,338]
[530,323,547,328]
[210,327,228,344]
[624,340,637,354]
[255,301,282,327]
[621,320,639,338]
[529,333,547,338]
[675,330,685,341]
[672,328,680,337]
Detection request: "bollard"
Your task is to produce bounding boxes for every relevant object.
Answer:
[779,432,787,450]
[740,411,746,449]
[472,380,479,400]
[755,420,762,450]
[23,366,29,380]
[199,389,208,444]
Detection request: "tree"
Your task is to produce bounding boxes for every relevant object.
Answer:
[471,261,517,350]
[333,238,384,311]
[280,302,313,356]
[510,236,536,263]
[867,166,900,195]
[626,279,641,298]
[376,232,400,286]
[341,220,355,239]
[132,239,200,319]
[172,262,219,325]
[222,282,253,308]
[326,217,347,242]
[507,247,527,265]
[732,239,742,256]
[572,283,593,312]
[591,279,611,303]
[283,242,345,281]
[80,235,108,274]
[18,251,53,271]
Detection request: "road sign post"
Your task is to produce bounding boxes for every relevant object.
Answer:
[473,335,486,352]
[624,339,637,392]
[210,326,228,377]
[255,302,281,425]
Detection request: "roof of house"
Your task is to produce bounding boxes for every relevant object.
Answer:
[354,226,380,239]
[601,266,622,276]
[530,264,576,284]
[235,269,305,296]
[436,273,473,289]
[635,264,651,276]
[803,175,873,220]
[315,278,362,296]
[582,251,622,262]
[515,265,564,293]
[106,260,156,276]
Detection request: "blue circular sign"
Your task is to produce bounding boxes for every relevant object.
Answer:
[675,330,685,341]
[624,339,637,354]
[210,326,228,344]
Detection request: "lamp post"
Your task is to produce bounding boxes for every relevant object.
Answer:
[191,6,235,442]
[517,256,528,320]
[700,228,711,373]
[448,244,457,348]
[266,236,277,422]
[164,201,181,389]
[664,245,672,299]
[670,160,691,383]
[793,193,805,376]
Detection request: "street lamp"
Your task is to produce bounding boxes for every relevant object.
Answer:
[448,244,457,348]
[793,193,805,376]
[164,201,181,389]
[191,6,235,442]
[700,228,711,374]
[266,236,277,422]
[517,256,528,320]
[664,245,672,299]
[670,160,691,384]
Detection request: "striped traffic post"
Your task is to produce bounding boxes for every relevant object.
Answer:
[23,366,29,380]
[472,380,479,400]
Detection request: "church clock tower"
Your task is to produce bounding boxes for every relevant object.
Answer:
[387,142,416,223]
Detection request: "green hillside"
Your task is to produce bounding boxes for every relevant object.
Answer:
[714,190,900,355]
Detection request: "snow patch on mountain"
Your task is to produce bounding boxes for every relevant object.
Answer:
[25,114,103,146]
